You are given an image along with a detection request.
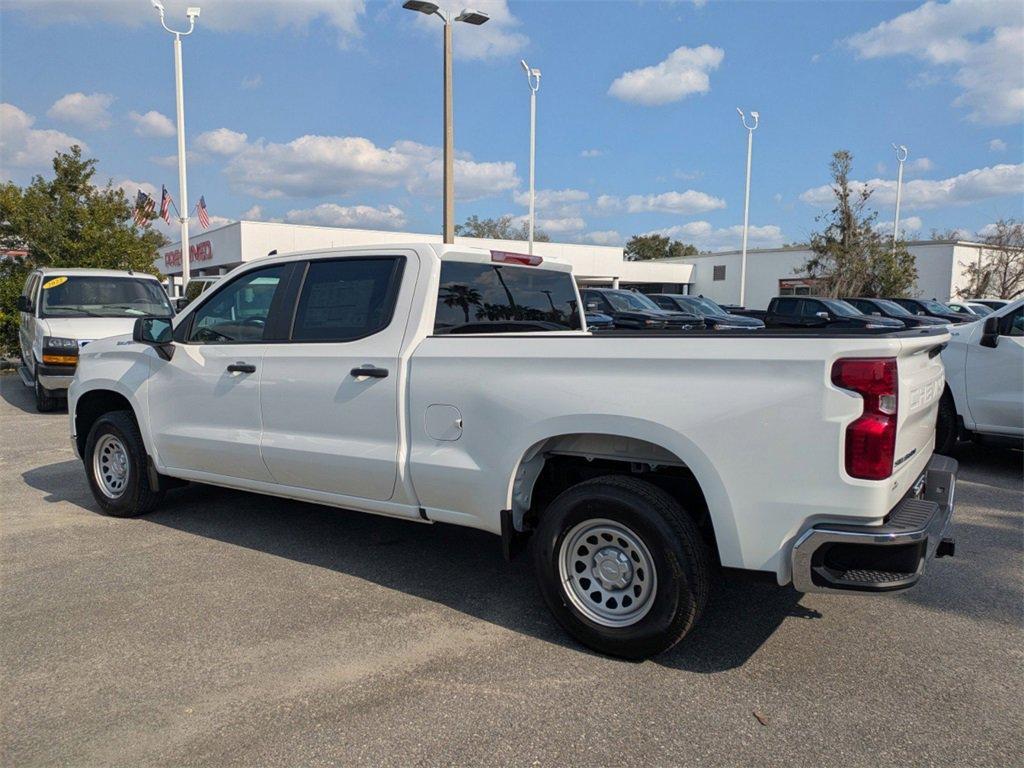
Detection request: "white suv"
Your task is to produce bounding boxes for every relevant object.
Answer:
[17,268,174,411]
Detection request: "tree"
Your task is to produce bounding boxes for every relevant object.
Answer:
[797,150,917,298]
[624,234,698,261]
[455,215,550,242]
[957,218,1024,300]
[0,146,166,354]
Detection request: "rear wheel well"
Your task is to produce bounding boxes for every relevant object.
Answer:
[75,390,135,457]
[520,453,718,563]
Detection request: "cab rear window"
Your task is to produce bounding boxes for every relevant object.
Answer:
[433,261,582,334]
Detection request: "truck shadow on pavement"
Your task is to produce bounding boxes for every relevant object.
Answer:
[21,441,1019,670]
[22,459,817,672]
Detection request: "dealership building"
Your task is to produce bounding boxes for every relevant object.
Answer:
[158,220,694,296]
[159,224,998,308]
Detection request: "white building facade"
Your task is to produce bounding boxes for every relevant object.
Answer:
[158,221,694,296]
[664,240,998,309]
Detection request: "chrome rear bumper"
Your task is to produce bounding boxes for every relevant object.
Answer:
[791,454,957,593]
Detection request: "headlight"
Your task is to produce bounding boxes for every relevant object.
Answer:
[42,336,79,365]
[865,323,890,329]
[644,319,661,327]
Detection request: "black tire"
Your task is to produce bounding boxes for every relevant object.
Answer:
[84,410,164,517]
[532,475,711,660]
[34,379,60,413]
[935,390,958,455]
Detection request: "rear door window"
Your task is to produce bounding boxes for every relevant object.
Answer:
[291,258,404,342]
[434,261,582,334]
[772,297,798,315]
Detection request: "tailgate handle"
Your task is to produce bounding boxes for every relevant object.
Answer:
[928,343,947,359]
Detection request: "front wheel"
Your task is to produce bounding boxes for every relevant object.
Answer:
[935,390,959,455]
[532,475,711,659]
[84,411,164,517]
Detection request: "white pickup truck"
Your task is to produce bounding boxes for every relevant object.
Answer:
[68,244,958,658]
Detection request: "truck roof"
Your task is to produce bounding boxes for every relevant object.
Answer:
[35,267,162,279]
[236,242,574,274]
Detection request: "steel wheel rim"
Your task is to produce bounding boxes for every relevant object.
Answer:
[558,518,657,628]
[93,434,130,499]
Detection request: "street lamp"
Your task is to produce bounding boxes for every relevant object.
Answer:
[736,107,759,308]
[892,143,908,255]
[152,0,200,292]
[521,59,541,254]
[402,2,489,244]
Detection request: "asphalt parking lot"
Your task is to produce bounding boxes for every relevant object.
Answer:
[1,373,1021,768]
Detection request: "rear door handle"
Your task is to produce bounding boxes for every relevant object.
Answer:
[351,365,389,379]
[227,362,256,373]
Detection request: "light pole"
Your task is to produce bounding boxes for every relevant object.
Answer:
[521,59,541,254]
[152,1,200,293]
[402,2,489,244]
[891,143,908,255]
[736,108,759,308]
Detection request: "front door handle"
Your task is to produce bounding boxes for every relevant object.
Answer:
[351,365,389,379]
[227,362,256,373]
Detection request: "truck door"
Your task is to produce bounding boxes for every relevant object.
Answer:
[147,263,289,482]
[258,253,417,502]
[966,305,1024,435]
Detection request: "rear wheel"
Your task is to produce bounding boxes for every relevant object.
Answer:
[935,390,958,454]
[533,475,711,659]
[84,411,164,517]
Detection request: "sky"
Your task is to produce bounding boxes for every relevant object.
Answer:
[1,0,1022,251]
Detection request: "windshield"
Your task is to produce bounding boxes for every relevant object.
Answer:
[686,296,725,315]
[874,299,912,316]
[821,299,864,317]
[921,299,953,314]
[968,303,993,316]
[40,275,173,318]
[606,290,660,312]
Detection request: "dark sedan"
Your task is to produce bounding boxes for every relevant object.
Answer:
[581,288,702,329]
[650,294,765,329]
[843,297,950,328]
[887,297,970,323]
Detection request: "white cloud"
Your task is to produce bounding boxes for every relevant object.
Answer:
[875,216,924,234]
[241,74,263,90]
[218,132,517,200]
[284,203,408,230]
[799,162,1024,210]
[580,149,604,158]
[513,188,589,218]
[0,103,86,171]
[846,1,1024,125]
[411,0,526,61]
[151,151,201,167]
[113,178,158,202]
[907,157,934,173]
[650,221,786,251]
[194,128,249,155]
[46,92,114,129]
[989,138,1007,152]
[129,110,175,138]
[240,204,264,220]
[8,1,367,43]
[581,230,623,246]
[536,216,586,234]
[608,45,724,106]
[596,189,726,215]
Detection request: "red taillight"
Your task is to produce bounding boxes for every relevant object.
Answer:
[831,357,898,480]
[491,250,542,266]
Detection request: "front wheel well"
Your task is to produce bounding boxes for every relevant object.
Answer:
[75,390,136,457]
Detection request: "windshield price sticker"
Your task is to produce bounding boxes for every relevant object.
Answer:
[42,276,68,289]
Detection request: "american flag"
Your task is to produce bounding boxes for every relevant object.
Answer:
[159,185,173,224]
[133,190,156,226]
[197,196,210,229]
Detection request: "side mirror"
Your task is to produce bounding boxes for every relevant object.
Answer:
[133,317,175,359]
[16,295,33,312]
[815,311,830,320]
[980,316,1000,348]
[175,297,190,312]
[585,302,599,311]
